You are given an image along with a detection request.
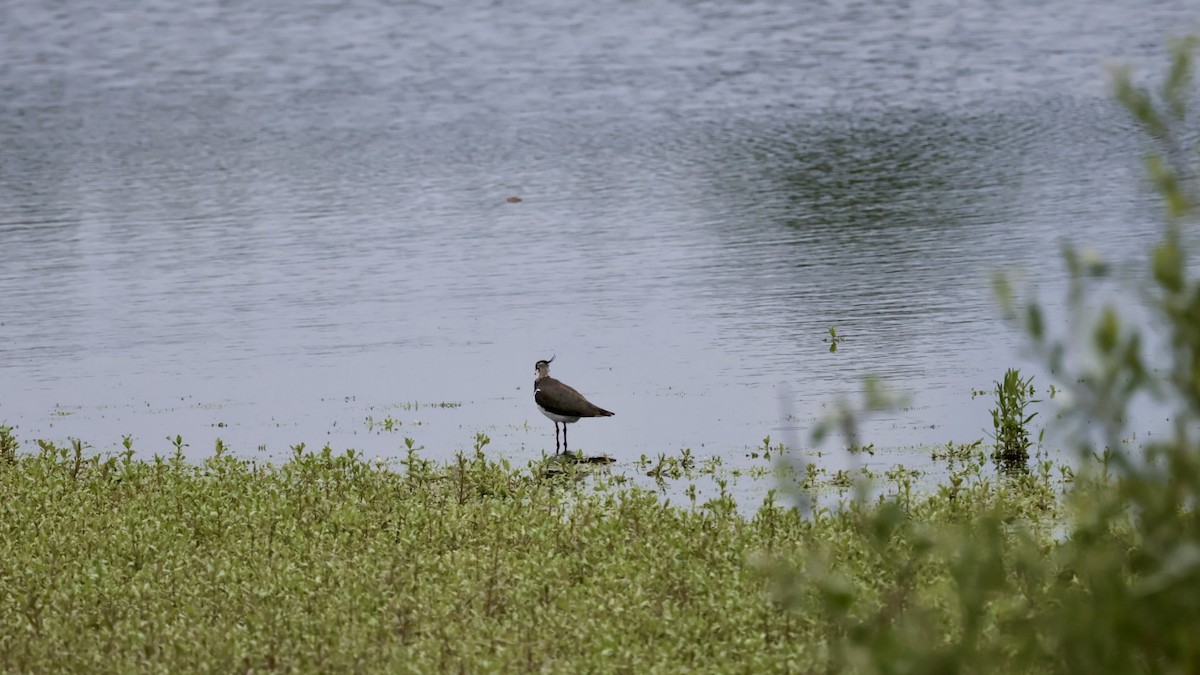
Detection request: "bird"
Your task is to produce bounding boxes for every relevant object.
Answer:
[533,356,614,454]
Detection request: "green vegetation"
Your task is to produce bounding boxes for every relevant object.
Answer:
[0,425,16,465]
[823,326,846,353]
[365,414,403,432]
[790,37,1200,672]
[987,368,1039,470]
[1,431,1062,673]
[364,402,463,433]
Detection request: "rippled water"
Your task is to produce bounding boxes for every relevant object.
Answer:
[1,0,1196,469]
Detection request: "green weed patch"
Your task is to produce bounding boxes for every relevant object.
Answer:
[0,433,1095,673]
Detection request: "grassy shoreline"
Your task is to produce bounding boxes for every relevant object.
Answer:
[1,432,1076,673]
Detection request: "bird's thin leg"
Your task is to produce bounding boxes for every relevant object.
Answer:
[555,423,561,454]
[563,424,568,453]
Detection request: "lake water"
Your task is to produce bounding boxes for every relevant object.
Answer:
[1,0,1196,474]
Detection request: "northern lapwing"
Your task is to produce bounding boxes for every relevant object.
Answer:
[533,356,614,454]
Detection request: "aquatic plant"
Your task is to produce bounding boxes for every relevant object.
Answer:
[0,425,15,465]
[987,367,1039,469]
[823,326,846,353]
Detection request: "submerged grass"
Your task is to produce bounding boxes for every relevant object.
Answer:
[1,430,1075,673]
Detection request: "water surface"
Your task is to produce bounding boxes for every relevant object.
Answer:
[1,0,1195,471]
